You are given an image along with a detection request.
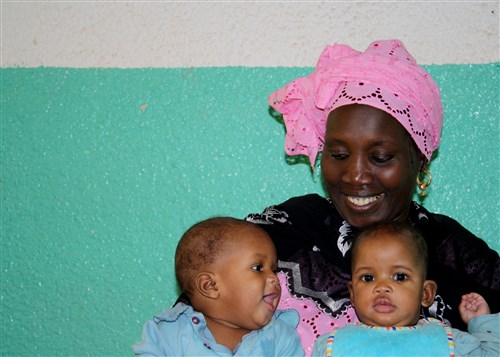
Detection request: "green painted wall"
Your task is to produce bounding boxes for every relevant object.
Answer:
[1,65,498,355]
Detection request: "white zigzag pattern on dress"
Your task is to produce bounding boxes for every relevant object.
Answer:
[278,259,350,314]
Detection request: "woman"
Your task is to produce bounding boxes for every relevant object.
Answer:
[245,40,499,355]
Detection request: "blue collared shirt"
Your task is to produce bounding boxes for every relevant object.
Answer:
[133,302,304,356]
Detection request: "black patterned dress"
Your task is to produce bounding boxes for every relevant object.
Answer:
[245,194,500,355]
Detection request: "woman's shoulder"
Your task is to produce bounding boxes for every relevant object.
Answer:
[275,193,332,211]
[245,194,336,257]
[414,203,485,244]
[417,204,499,294]
[246,193,332,224]
[412,202,499,262]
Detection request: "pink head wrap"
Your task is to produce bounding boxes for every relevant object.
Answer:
[269,40,443,168]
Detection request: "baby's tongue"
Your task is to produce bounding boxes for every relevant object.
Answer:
[263,293,277,305]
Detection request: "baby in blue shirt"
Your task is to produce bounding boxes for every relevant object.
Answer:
[313,222,499,356]
[133,217,304,356]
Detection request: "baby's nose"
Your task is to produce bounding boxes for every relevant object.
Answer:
[270,279,280,287]
[374,282,392,293]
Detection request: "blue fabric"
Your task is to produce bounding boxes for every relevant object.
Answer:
[132,302,304,356]
[312,315,500,357]
[316,318,452,356]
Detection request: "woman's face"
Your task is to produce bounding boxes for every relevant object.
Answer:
[321,104,423,229]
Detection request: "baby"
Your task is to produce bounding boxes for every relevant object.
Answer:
[313,222,499,356]
[133,216,304,356]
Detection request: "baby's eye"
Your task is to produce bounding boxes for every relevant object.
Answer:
[251,264,263,272]
[393,273,408,282]
[360,275,374,282]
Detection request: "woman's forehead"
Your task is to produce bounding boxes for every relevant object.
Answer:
[326,104,412,142]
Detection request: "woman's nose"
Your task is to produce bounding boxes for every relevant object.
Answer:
[343,155,372,184]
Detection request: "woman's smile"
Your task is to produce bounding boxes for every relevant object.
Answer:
[346,194,383,208]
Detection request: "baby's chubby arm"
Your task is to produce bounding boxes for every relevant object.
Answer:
[459,293,491,324]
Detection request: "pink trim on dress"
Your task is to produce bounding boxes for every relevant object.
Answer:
[277,272,358,356]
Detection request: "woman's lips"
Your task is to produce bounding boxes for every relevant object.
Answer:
[347,194,382,207]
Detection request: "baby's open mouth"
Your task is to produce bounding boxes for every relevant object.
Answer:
[263,292,279,309]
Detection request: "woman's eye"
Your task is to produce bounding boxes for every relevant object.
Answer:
[330,153,349,161]
[251,265,263,272]
[361,275,374,282]
[393,273,408,281]
[326,148,349,161]
[371,154,394,164]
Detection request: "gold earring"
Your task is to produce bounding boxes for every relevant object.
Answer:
[416,167,432,197]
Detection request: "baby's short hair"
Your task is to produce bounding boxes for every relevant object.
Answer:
[352,222,429,277]
[174,216,259,297]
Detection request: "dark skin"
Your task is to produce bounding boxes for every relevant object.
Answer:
[321,104,425,229]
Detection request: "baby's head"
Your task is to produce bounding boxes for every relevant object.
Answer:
[349,222,437,327]
[175,217,281,331]
[175,216,239,297]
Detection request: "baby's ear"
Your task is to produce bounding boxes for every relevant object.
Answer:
[421,280,437,308]
[195,272,219,299]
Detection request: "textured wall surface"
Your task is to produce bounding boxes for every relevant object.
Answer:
[1,1,499,356]
[1,64,498,355]
[2,1,499,67]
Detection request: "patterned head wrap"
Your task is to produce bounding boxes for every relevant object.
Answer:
[269,40,443,168]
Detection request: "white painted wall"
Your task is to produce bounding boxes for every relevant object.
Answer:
[1,1,499,68]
